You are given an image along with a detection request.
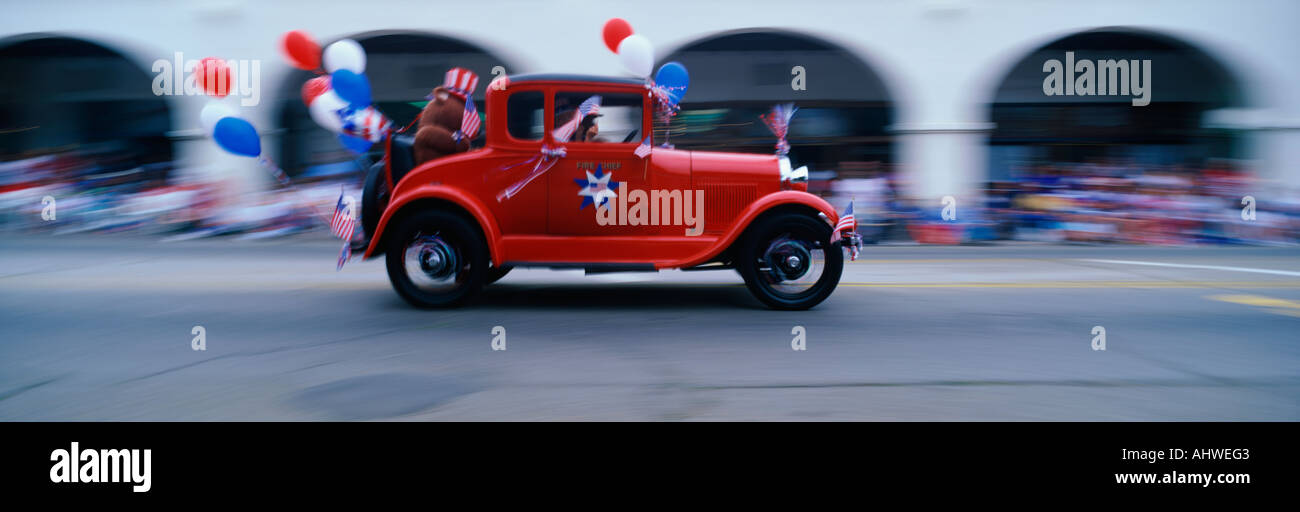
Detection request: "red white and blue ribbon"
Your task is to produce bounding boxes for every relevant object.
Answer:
[496,145,567,202]
[340,106,393,143]
[256,155,292,187]
[760,103,797,156]
[646,80,685,148]
[337,240,351,271]
[647,81,684,122]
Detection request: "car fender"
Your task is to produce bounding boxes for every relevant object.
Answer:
[674,190,838,268]
[362,185,502,264]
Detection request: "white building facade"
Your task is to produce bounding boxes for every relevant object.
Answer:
[4,0,1298,206]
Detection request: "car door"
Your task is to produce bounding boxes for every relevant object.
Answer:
[481,88,549,236]
[546,89,653,237]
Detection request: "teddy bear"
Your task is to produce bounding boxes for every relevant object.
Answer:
[412,67,479,165]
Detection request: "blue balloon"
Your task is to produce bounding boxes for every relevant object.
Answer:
[331,69,372,107]
[654,61,689,105]
[212,117,261,157]
[338,133,372,154]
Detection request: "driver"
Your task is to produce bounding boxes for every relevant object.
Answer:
[573,113,602,142]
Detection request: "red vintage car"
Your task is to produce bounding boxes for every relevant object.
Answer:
[356,74,856,310]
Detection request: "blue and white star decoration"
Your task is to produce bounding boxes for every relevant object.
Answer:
[574,164,618,210]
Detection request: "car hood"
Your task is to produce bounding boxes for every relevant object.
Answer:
[688,150,781,185]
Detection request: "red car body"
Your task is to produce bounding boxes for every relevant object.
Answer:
[362,74,850,309]
[364,74,836,268]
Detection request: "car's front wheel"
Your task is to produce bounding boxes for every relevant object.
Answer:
[385,210,488,308]
[736,212,843,310]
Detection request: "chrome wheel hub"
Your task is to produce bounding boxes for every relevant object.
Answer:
[404,235,460,290]
[760,236,825,295]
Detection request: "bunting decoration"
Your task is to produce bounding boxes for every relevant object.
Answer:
[496,145,568,202]
[339,106,393,143]
[760,103,797,156]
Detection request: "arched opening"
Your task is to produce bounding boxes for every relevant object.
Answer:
[659,30,895,188]
[982,28,1253,244]
[275,31,516,181]
[0,35,174,185]
[987,29,1246,181]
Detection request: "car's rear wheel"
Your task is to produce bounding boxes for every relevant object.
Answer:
[385,210,487,308]
[736,212,843,310]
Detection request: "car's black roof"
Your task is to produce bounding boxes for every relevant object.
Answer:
[506,73,645,86]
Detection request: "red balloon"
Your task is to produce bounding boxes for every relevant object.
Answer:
[281,30,321,70]
[194,57,232,98]
[602,18,634,54]
[301,76,331,106]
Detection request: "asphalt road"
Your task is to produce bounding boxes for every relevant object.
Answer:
[2,235,1298,420]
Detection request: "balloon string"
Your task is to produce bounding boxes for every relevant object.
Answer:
[256,155,340,232]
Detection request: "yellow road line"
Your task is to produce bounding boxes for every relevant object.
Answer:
[1206,294,1300,318]
[1207,294,1300,308]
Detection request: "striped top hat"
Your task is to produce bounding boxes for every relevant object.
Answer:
[443,67,479,101]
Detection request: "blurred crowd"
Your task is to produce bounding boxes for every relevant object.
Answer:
[826,158,1300,246]
[0,147,360,240]
[3,148,1297,246]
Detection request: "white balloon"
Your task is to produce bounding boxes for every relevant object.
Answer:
[309,90,348,133]
[323,39,366,74]
[616,34,654,78]
[199,101,235,135]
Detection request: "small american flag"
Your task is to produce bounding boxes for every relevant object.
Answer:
[835,200,856,238]
[459,98,480,141]
[633,135,652,158]
[552,95,601,142]
[330,189,355,240]
[336,240,351,271]
[835,200,858,261]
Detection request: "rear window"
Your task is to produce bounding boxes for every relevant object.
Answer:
[506,91,544,141]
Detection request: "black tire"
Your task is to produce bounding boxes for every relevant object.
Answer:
[736,212,844,310]
[486,265,512,285]
[361,161,387,239]
[385,210,488,308]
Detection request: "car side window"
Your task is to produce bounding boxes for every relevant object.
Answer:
[552,92,642,144]
[506,91,545,141]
